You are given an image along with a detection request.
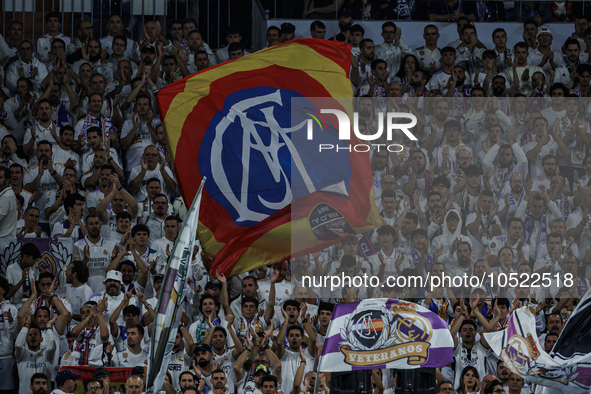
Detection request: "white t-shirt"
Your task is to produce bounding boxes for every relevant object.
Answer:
[280,348,315,394]
[111,347,149,367]
[128,165,176,203]
[73,237,118,294]
[23,164,64,223]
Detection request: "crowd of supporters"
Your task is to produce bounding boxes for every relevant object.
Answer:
[0,4,587,394]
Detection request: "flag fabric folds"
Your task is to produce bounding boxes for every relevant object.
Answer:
[156,39,381,277]
[318,298,454,372]
[145,179,205,394]
[484,289,591,394]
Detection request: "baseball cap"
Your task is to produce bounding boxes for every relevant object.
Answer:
[537,26,553,37]
[194,344,212,353]
[93,367,109,378]
[255,365,270,376]
[205,281,221,291]
[131,366,145,376]
[280,23,295,34]
[103,270,124,284]
[56,370,81,384]
[338,8,353,18]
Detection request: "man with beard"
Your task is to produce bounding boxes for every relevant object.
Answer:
[482,125,527,199]
[24,99,57,163]
[189,344,217,389]
[533,155,567,194]
[100,15,140,62]
[45,125,78,172]
[185,30,216,67]
[52,371,80,394]
[6,41,48,94]
[421,99,453,152]
[66,20,93,63]
[29,373,49,394]
[445,65,471,100]
[353,39,375,90]
[490,75,508,98]
[73,214,118,293]
[374,174,400,211]
[108,324,149,367]
[23,141,64,233]
[71,39,113,83]
[407,69,430,98]
[0,136,26,168]
[447,242,476,289]
[325,9,353,43]
[16,321,56,394]
[74,93,116,154]
[539,313,564,344]
[89,270,138,326]
[141,193,169,243]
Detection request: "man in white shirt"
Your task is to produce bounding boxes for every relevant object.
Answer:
[5,40,48,94]
[109,323,149,367]
[128,145,176,203]
[100,15,140,63]
[527,26,564,80]
[414,25,442,74]
[52,370,80,394]
[62,261,94,323]
[15,324,56,394]
[0,166,16,237]
[73,215,118,293]
[36,12,71,67]
[522,116,568,180]
[503,42,544,96]
[374,22,413,82]
[89,270,137,326]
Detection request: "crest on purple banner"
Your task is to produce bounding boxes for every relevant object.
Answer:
[318,298,454,372]
[0,238,72,277]
[485,297,591,393]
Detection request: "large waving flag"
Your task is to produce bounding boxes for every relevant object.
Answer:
[145,179,205,394]
[156,39,381,276]
[318,299,454,372]
[484,289,591,394]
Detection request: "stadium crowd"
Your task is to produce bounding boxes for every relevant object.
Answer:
[0,3,588,394]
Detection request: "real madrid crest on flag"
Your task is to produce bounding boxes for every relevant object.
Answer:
[156,39,381,277]
[318,299,454,371]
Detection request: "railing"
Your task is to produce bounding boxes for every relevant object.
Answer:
[1,0,269,52]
